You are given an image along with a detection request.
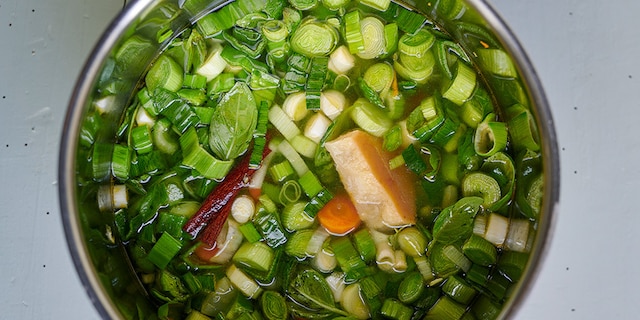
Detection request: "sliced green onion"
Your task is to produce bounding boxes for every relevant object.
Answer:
[254,203,288,248]
[397,272,425,304]
[424,296,466,320]
[226,264,263,298]
[352,228,376,263]
[146,55,183,93]
[328,45,356,74]
[196,43,227,81]
[474,113,508,157]
[350,98,393,137]
[399,29,435,58]
[304,112,332,144]
[303,188,333,218]
[360,0,390,11]
[341,283,371,319]
[279,180,303,204]
[413,256,435,282]
[270,160,296,182]
[506,104,540,151]
[268,105,301,140]
[344,10,364,54]
[443,244,471,272]
[357,16,386,59]
[238,222,263,243]
[442,275,477,305]
[205,73,233,99]
[331,236,367,282]
[298,170,324,198]
[498,250,529,282]
[505,219,531,253]
[249,69,280,106]
[462,234,497,266]
[442,61,477,106]
[285,228,315,259]
[396,227,428,257]
[147,232,183,269]
[152,118,179,154]
[471,294,501,320]
[290,20,339,57]
[178,88,206,106]
[364,62,394,93]
[383,125,402,152]
[306,57,329,110]
[290,0,317,10]
[230,194,255,224]
[233,241,275,273]
[380,298,412,320]
[282,201,315,231]
[183,73,207,90]
[477,48,517,78]
[260,291,288,320]
[461,172,501,208]
[483,212,509,248]
[180,127,234,180]
[111,144,131,181]
[276,139,310,176]
[322,0,350,11]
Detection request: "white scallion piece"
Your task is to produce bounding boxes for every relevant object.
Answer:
[312,247,337,273]
[93,95,116,114]
[341,283,370,320]
[325,272,346,302]
[135,108,155,127]
[231,195,255,224]
[282,92,308,122]
[484,213,509,248]
[226,264,263,299]
[328,45,356,74]
[196,43,227,81]
[320,90,347,120]
[209,220,244,264]
[304,112,332,144]
[505,219,531,253]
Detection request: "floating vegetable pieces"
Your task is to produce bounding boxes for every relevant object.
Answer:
[76,0,546,319]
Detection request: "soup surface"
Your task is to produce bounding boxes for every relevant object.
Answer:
[77,0,544,319]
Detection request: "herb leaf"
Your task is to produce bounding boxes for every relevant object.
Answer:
[287,268,349,319]
[209,82,258,160]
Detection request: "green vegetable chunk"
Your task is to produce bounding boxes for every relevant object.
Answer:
[208,82,258,160]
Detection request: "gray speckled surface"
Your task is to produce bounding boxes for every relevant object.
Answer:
[0,0,635,319]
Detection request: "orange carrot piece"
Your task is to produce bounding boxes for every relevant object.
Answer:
[317,193,361,235]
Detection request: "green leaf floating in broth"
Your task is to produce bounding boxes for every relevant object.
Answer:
[432,196,483,244]
[287,268,349,319]
[209,81,258,160]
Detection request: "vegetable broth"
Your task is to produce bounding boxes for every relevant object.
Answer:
[76,0,545,319]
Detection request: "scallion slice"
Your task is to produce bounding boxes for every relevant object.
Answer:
[147,232,183,269]
[344,10,364,54]
[290,20,339,57]
[474,113,508,157]
[442,61,477,106]
[179,127,234,180]
[357,16,386,59]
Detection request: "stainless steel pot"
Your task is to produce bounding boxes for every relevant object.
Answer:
[59,0,559,318]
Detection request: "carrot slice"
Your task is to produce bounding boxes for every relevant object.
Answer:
[317,193,361,235]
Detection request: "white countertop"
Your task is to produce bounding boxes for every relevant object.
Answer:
[0,0,634,318]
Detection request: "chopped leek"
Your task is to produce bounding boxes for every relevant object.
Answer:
[180,127,234,180]
[357,16,386,59]
[226,264,263,298]
[328,45,356,74]
[363,62,393,93]
[344,10,364,54]
[474,113,508,157]
[147,232,183,269]
[146,55,183,93]
[350,98,392,137]
[290,21,339,57]
[442,61,477,105]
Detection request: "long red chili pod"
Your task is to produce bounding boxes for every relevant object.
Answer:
[183,143,271,240]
